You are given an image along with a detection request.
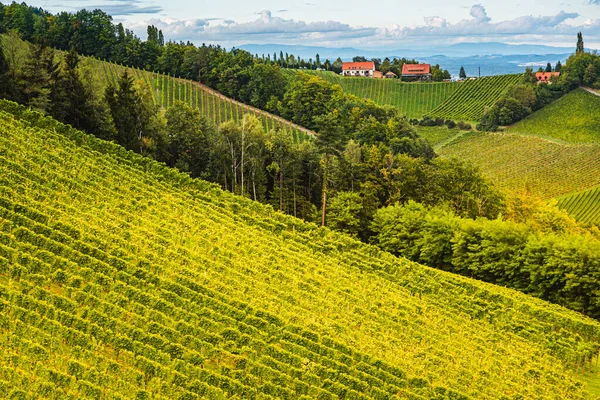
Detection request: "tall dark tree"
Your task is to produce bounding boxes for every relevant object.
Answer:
[555,61,562,72]
[459,66,467,79]
[545,62,552,73]
[105,71,161,154]
[19,44,56,112]
[0,46,15,100]
[576,32,584,54]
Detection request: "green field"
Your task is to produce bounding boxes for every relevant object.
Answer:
[508,88,600,143]
[428,74,523,121]
[438,131,600,199]
[3,100,600,398]
[283,69,460,119]
[557,186,600,225]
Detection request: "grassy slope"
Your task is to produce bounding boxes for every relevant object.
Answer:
[428,74,523,122]
[282,69,460,119]
[508,88,600,143]
[438,131,600,199]
[2,100,600,398]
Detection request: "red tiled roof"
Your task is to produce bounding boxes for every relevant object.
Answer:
[342,62,376,71]
[535,72,560,81]
[402,64,431,75]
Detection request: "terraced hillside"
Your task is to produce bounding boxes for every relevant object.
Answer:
[438,131,600,199]
[283,70,522,122]
[0,34,314,143]
[87,58,313,142]
[283,69,459,119]
[428,74,523,121]
[557,186,600,226]
[2,100,600,399]
[508,88,600,143]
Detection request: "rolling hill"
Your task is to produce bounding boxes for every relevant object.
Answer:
[427,74,523,121]
[284,69,522,122]
[0,34,314,143]
[437,131,600,199]
[507,88,600,143]
[2,99,600,398]
[282,69,460,119]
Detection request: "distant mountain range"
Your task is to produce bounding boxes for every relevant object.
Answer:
[238,42,579,60]
[238,42,582,77]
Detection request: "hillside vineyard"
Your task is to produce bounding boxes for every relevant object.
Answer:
[1,100,600,398]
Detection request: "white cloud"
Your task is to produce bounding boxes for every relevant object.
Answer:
[128,5,600,48]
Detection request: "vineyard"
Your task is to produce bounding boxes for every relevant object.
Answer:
[557,186,600,226]
[428,74,523,121]
[438,131,600,199]
[282,69,460,119]
[284,70,523,121]
[0,34,314,143]
[508,88,600,143]
[2,100,600,398]
[413,125,466,149]
[88,58,313,142]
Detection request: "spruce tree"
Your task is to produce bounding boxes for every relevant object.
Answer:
[555,61,562,72]
[576,32,584,54]
[545,63,552,73]
[19,44,56,113]
[0,46,14,100]
[459,66,467,79]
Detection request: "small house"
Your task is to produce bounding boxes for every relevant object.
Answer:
[373,71,384,79]
[535,72,560,84]
[384,71,397,79]
[401,64,432,81]
[342,61,376,77]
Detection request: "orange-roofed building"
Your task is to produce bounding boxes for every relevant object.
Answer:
[401,64,432,81]
[536,71,560,84]
[342,61,376,77]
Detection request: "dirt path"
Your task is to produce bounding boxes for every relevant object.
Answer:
[177,78,316,138]
[582,86,600,97]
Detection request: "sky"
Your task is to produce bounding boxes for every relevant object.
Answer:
[26,0,600,49]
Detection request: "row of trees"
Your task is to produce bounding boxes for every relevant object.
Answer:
[371,199,600,319]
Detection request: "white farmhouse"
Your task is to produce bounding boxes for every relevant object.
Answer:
[342,61,376,77]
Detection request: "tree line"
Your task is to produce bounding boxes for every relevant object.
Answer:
[371,198,600,320]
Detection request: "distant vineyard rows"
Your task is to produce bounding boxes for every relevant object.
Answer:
[283,70,459,119]
[86,58,314,143]
[428,74,523,121]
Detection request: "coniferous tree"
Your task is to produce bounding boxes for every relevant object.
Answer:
[0,46,15,100]
[105,71,162,154]
[459,66,467,79]
[545,62,552,73]
[555,61,562,72]
[576,32,584,54]
[19,44,56,112]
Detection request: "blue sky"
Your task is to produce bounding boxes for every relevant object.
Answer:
[29,0,600,49]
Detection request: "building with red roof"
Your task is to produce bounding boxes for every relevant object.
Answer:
[342,62,376,77]
[401,64,432,81]
[535,72,560,83]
